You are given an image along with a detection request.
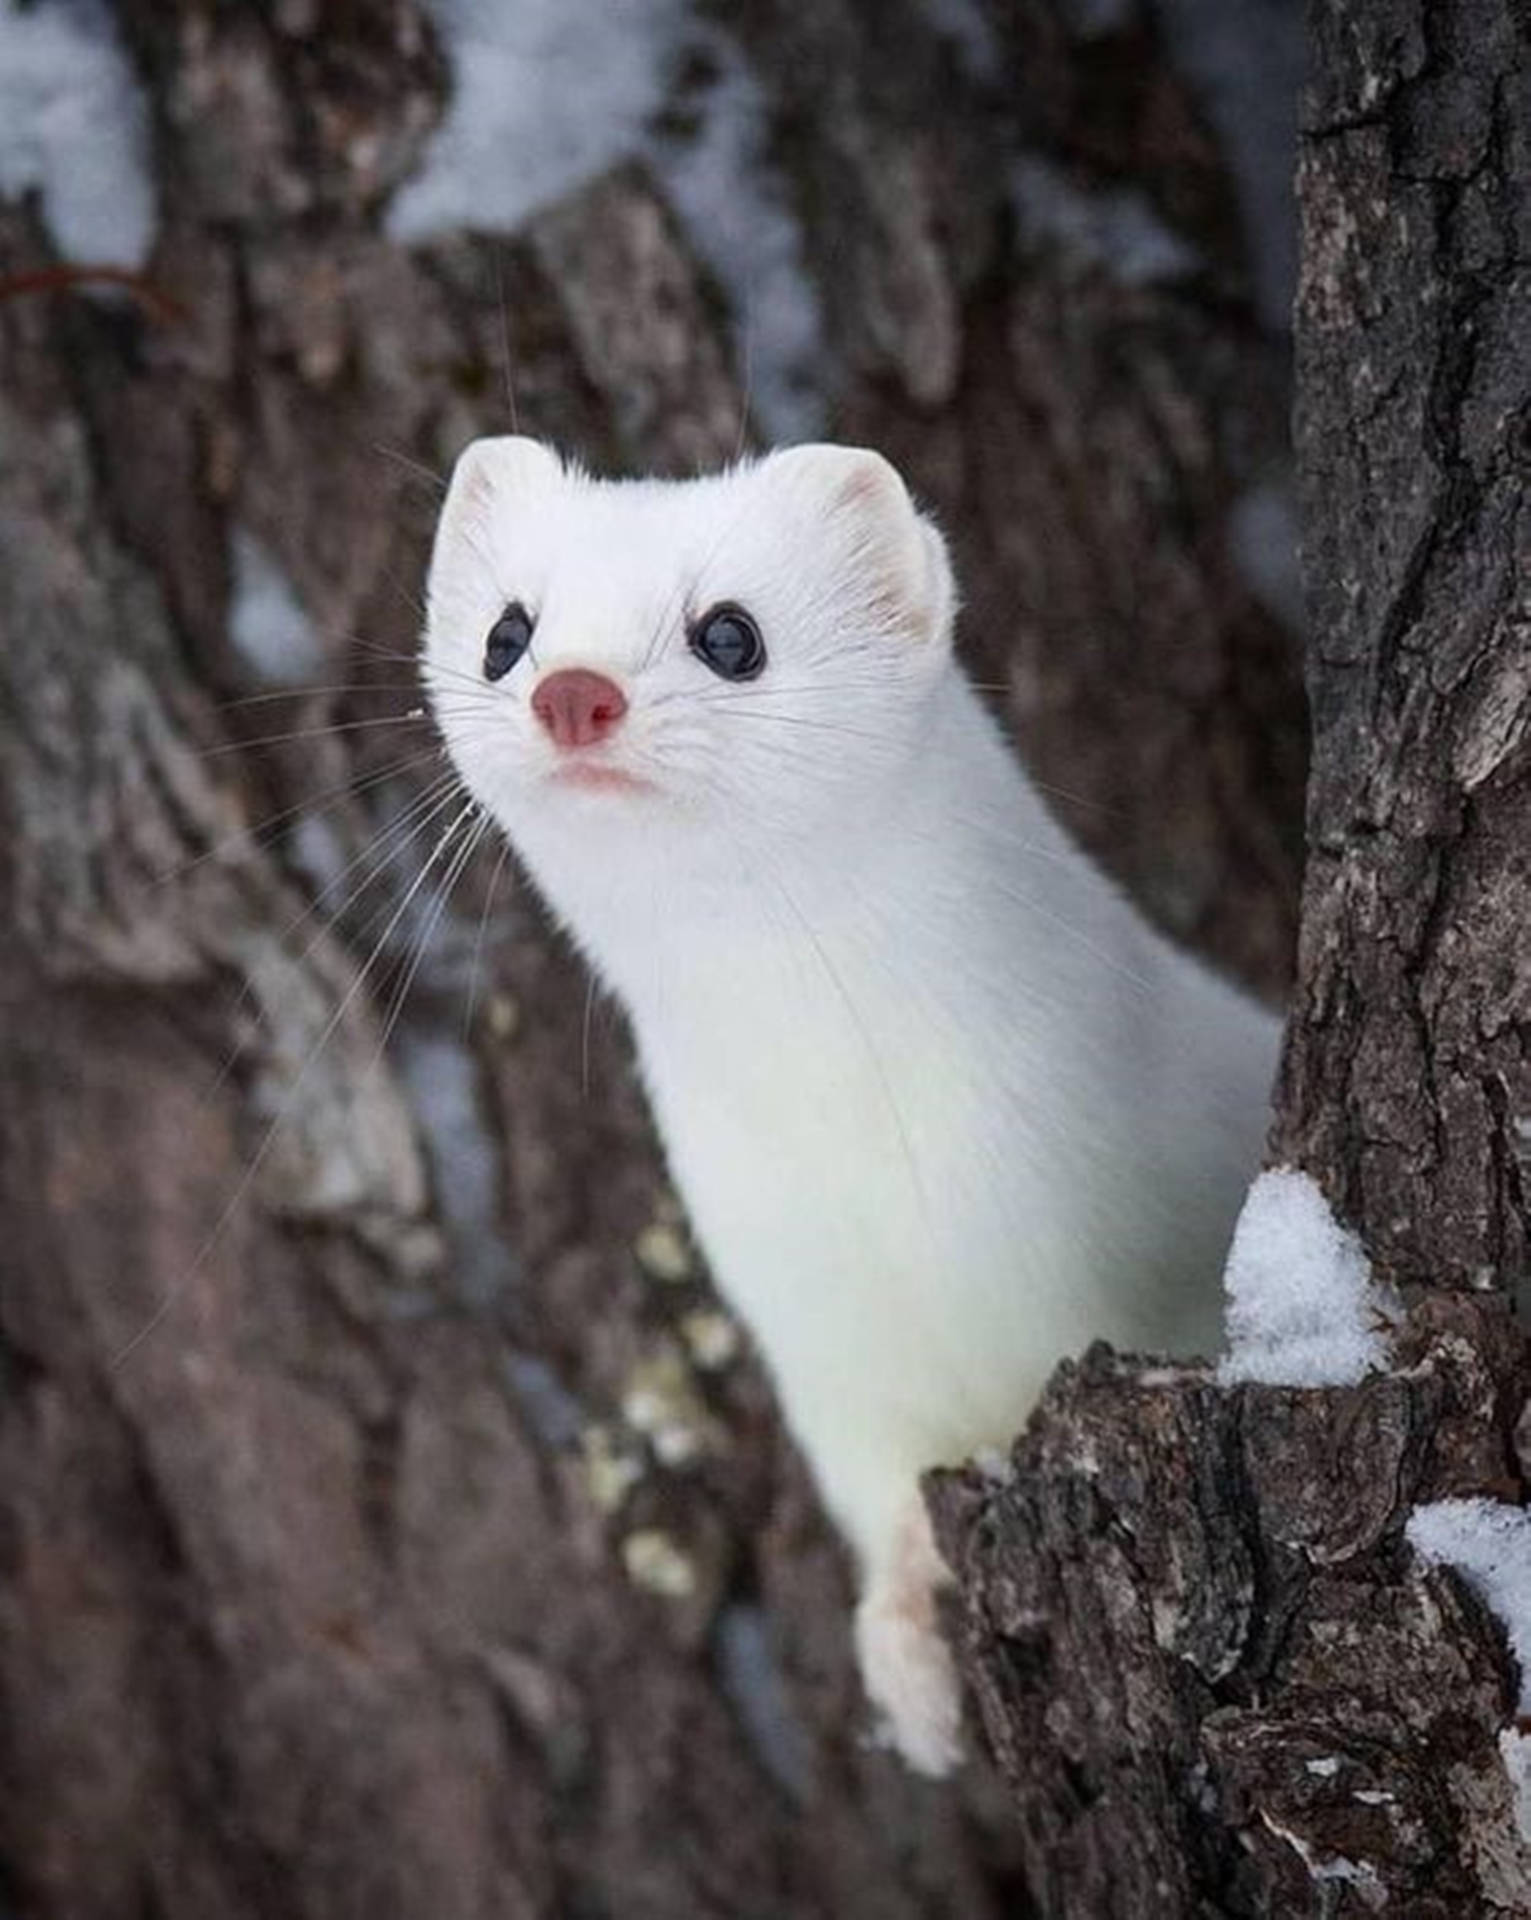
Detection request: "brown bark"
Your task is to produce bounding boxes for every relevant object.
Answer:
[0,0,1304,1914]
[934,2,1531,1911]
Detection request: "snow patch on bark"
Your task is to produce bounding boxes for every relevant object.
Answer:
[1011,154,1199,288]
[229,528,322,684]
[917,0,1003,78]
[389,0,678,241]
[1218,1168,1399,1387]
[1262,1816,1387,1910]
[1227,478,1302,632]
[714,1604,814,1803]
[390,0,823,436]
[1410,1499,1531,1845]
[1152,0,1300,333]
[395,1026,519,1306]
[1500,1729,1531,1845]
[1408,1499,1531,1713]
[648,32,825,438]
[0,0,155,265]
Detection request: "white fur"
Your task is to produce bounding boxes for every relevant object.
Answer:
[424,438,1280,1772]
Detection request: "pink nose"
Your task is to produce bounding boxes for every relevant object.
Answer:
[530,669,628,749]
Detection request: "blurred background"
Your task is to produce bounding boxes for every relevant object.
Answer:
[0,1,1306,1913]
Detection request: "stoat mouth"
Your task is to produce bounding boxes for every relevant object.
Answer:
[547,761,656,795]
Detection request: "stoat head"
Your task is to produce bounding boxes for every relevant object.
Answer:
[422,438,957,860]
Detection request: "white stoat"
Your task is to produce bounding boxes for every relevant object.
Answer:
[423,437,1279,1774]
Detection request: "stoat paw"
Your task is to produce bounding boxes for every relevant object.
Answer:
[854,1586,964,1778]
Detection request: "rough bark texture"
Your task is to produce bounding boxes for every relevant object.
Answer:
[1271,0,1531,1293]
[933,2,1531,1913]
[931,1300,1531,1915]
[0,1,1304,1914]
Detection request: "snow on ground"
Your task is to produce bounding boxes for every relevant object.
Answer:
[1218,1168,1400,1388]
[229,528,324,683]
[0,0,154,265]
[389,0,823,438]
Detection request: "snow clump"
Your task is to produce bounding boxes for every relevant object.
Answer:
[1218,1168,1400,1388]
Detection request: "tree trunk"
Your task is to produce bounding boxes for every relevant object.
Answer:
[1272,0,1531,1291]
[932,2,1531,1911]
[0,0,1309,1915]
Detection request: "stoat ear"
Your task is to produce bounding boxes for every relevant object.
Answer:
[766,444,955,645]
[432,435,563,563]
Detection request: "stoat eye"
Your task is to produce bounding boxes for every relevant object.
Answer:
[689,602,766,681]
[484,602,534,681]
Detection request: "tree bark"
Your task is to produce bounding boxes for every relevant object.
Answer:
[1272,0,1531,1292]
[933,2,1531,1911]
[0,0,1308,1915]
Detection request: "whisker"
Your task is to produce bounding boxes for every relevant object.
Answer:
[639,488,766,676]
[581,974,598,1100]
[924,808,1078,875]
[150,741,451,889]
[680,683,1126,818]
[197,711,491,757]
[672,680,911,704]
[344,634,494,695]
[459,523,528,663]
[384,566,430,627]
[112,787,478,1368]
[462,833,515,1038]
[683,707,891,750]
[209,684,447,714]
[495,245,520,435]
[373,442,446,494]
[758,854,937,1260]
[285,773,467,940]
[371,808,489,1068]
[200,773,469,1103]
[342,631,484,679]
[1019,775,1125,819]
[986,876,1154,996]
[732,289,755,464]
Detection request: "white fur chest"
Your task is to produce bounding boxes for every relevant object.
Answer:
[577,735,1267,1561]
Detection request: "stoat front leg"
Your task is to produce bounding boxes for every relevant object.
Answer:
[853,1492,964,1776]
